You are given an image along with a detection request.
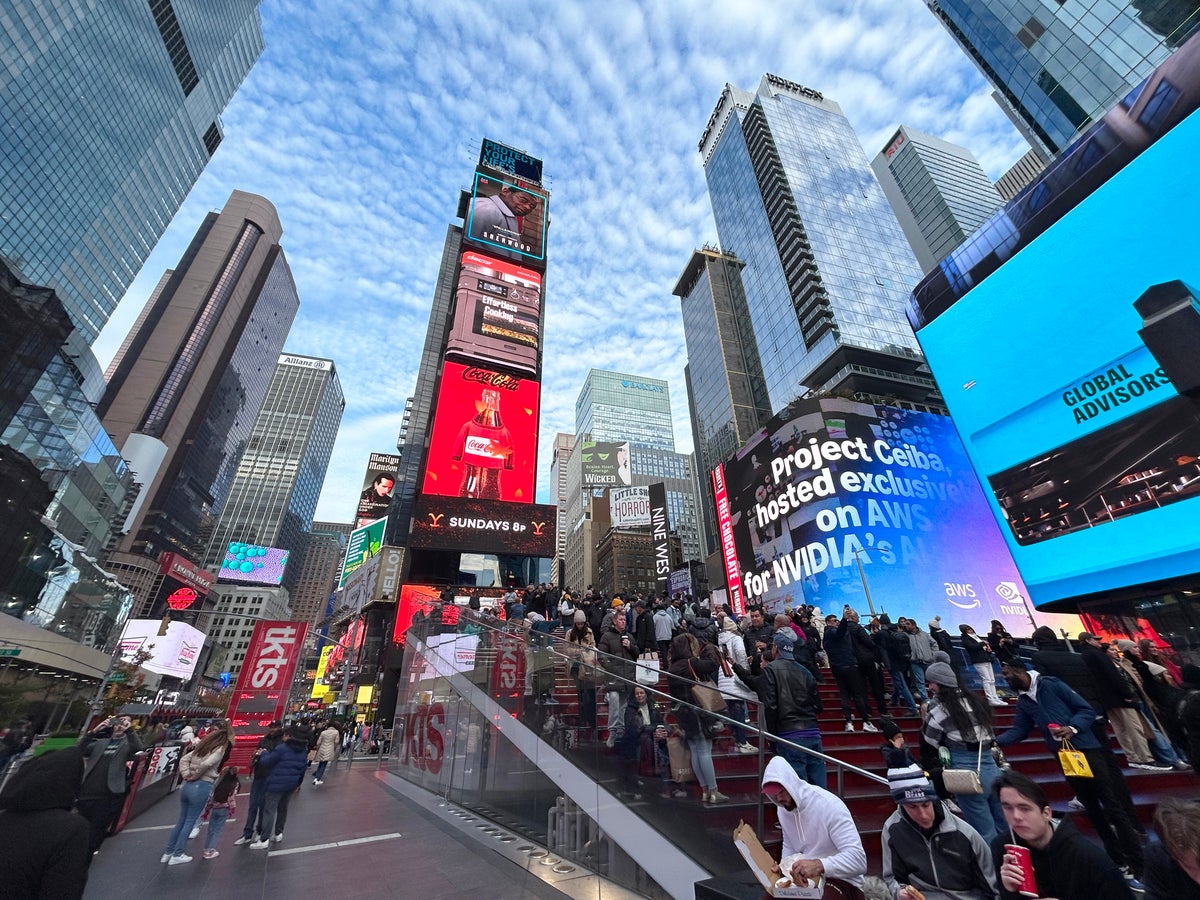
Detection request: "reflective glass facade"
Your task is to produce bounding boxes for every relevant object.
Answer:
[926,0,1200,155]
[0,1,264,343]
[203,355,345,593]
[574,369,675,452]
[700,77,931,415]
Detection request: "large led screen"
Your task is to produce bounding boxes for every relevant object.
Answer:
[340,516,386,588]
[912,50,1200,607]
[356,451,400,528]
[421,361,539,502]
[118,619,205,679]
[218,542,289,585]
[720,398,1055,635]
[464,171,548,266]
[580,440,632,487]
[409,496,556,557]
[446,252,543,377]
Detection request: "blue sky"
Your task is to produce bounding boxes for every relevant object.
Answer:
[92,0,1028,522]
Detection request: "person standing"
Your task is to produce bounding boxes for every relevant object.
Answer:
[234,721,283,845]
[161,724,231,865]
[959,624,1006,706]
[250,723,310,849]
[717,617,759,755]
[759,632,825,787]
[906,620,939,703]
[881,616,919,714]
[666,633,727,803]
[200,766,239,859]
[598,609,638,749]
[653,602,674,667]
[824,611,880,733]
[311,720,340,785]
[566,611,599,735]
[76,714,142,856]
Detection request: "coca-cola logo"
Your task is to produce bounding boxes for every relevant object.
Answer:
[462,367,521,392]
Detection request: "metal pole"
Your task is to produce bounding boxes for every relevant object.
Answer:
[853,549,877,617]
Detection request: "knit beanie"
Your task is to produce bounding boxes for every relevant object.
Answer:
[573,610,586,625]
[879,716,902,742]
[887,762,938,804]
[931,650,951,665]
[924,661,958,687]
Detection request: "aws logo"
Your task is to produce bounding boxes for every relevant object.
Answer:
[944,582,980,609]
[425,513,444,527]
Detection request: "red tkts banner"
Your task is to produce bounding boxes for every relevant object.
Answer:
[226,620,309,772]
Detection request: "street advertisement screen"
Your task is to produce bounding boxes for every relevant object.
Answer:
[610,485,651,527]
[117,619,204,679]
[719,397,1066,634]
[580,440,632,487]
[340,516,386,588]
[464,170,548,267]
[227,620,308,773]
[446,252,543,377]
[421,361,539,503]
[157,552,213,596]
[218,542,289,585]
[409,496,556,557]
[479,138,543,184]
[913,93,1200,606]
[356,452,400,528]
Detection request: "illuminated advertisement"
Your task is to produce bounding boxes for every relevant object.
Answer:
[356,452,400,528]
[712,464,745,615]
[580,440,632,487]
[157,552,213,596]
[464,170,548,266]
[649,482,670,593]
[118,619,205,679]
[446,252,543,377]
[218,542,289,585]
[340,516,386,588]
[610,485,651,527]
[421,361,539,502]
[720,398,1055,634]
[479,138,543,184]
[310,645,334,699]
[409,496,556,557]
[911,41,1200,606]
[227,620,308,773]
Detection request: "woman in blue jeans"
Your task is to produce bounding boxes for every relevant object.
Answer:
[162,725,232,865]
[920,661,1006,842]
[666,633,729,804]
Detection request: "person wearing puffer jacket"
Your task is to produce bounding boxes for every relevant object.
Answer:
[717,618,759,754]
[250,723,311,849]
[311,721,340,785]
[162,724,232,865]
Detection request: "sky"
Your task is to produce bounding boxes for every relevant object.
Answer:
[92,0,1029,523]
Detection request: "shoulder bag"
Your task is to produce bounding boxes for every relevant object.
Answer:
[687,660,727,713]
[941,740,985,795]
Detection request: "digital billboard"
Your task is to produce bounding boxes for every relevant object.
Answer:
[218,542,289,585]
[464,170,548,266]
[356,452,400,527]
[118,619,204,679]
[719,398,1067,634]
[610,485,651,527]
[580,440,632,487]
[421,361,539,502]
[446,252,543,377]
[479,138,543,184]
[340,516,386,588]
[409,496,556,557]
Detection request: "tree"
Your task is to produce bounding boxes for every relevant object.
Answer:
[100,647,153,717]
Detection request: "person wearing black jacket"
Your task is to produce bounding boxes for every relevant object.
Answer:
[881,616,918,715]
[742,607,775,662]
[598,611,638,748]
[77,714,142,854]
[758,632,826,788]
[1079,635,1160,768]
[666,633,727,803]
[847,610,888,718]
[823,611,879,733]
[234,721,283,845]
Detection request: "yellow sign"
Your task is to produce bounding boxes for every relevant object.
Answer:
[355,684,374,704]
[310,646,334,699]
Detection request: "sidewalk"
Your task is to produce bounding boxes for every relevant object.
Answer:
[84,759,582,900]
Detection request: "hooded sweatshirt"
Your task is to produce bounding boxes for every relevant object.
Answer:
[761,756,866,887]
[0,746,90,899]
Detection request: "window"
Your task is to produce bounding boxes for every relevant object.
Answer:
[1138,80,1182,132]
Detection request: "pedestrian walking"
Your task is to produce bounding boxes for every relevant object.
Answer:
[312,720,340,784]
[200,766,239,859]
[249,723,310,849]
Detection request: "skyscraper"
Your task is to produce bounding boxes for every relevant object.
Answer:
[289,521,351,626]
[674,248,772,557]
[924,0,1200,156]
[0,1,265,342]
[203,354,345,592]
[100,191,298,613]
[871,125,1003,273]
[698,75,938,416]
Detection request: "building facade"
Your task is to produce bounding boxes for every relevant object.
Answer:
[995,147,1049,201]
[202,354,345,592]
[0,0,265,342]
[207,583,291,682]
[550,432,574,586]
[289,521,352,626]
[698,75,938,415]
[871,125,1004,274]
[574,369,675,453]
[924,0,1200,156]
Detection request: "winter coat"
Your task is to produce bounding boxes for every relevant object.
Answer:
[0,746,90,900]
[79,728,143,796]
[179,744,226,784]
[653,609,674,642]
[688,613,718,647]
[716,629,758,703]
[996,674,1101,751]
[908,628,938,664]
[882,801,997,900]
[597,624,638,685]
[666,651,719,739]
[960,632,991,665]
[252,728,284,779]
[823,618,859,669]
[258,737,310,792]
[760,657,822,734]
[314,726,340,763]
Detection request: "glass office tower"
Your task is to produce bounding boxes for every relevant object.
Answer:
[0,0,264,342]
[925,0,1200,155]
[699,76,937,416]
[203,355,344,592]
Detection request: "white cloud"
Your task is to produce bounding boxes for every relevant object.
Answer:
[93,0,1029,522]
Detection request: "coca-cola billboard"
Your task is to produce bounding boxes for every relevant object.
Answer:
[421,361,539,503]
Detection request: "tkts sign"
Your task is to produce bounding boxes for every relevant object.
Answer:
[227,620,309,773]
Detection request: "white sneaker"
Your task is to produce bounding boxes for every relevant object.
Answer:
[233,835,254,846]
[313,779,323,785]
[249,839,270,850]
[160,853,172,863]
[167,853,193,865]
[736,742,757,754]
[862,722,880,733]
[272,833,283,843]
[189,826,200,839]
[845,721,856,732]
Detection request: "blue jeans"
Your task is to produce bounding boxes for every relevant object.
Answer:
[687,734,717,790]
[165,780,213,855]
[889,667,917,711]
[909,661,929,702]
[204,806,230,851]
[776,734,827,790]
[314,760,329,780]
[242,777,267,838]
[947,745,1005,843]
[1138,703,1183,765]
[726,699,748,745]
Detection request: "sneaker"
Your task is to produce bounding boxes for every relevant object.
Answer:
[845,721,856,732]
[1067,798,1085,811]
[161,853,172,863]
[233,835,254,846]
[313,779,323,785]
[189,826,200,839]
[249,839,270,850]
[167,853,193,866]
[203,849,219,860]
[1130,762,1172,771]
[862,721,880,734]
[1171,761,1192,771]
[706,790,730,803]
[736,742,757,754]
[272,833,283,843]
[671,788,688,798]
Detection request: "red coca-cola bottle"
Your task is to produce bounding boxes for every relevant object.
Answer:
[453,388,513,499]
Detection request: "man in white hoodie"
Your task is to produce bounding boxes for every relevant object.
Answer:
[760,756,867,889]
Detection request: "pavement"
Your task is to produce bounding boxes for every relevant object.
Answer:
[84,757,627,900]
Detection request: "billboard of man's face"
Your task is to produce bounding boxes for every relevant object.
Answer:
[465,171,548,266]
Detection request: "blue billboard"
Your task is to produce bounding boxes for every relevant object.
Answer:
[912,39,1200,606]
[721,398,1036,633]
